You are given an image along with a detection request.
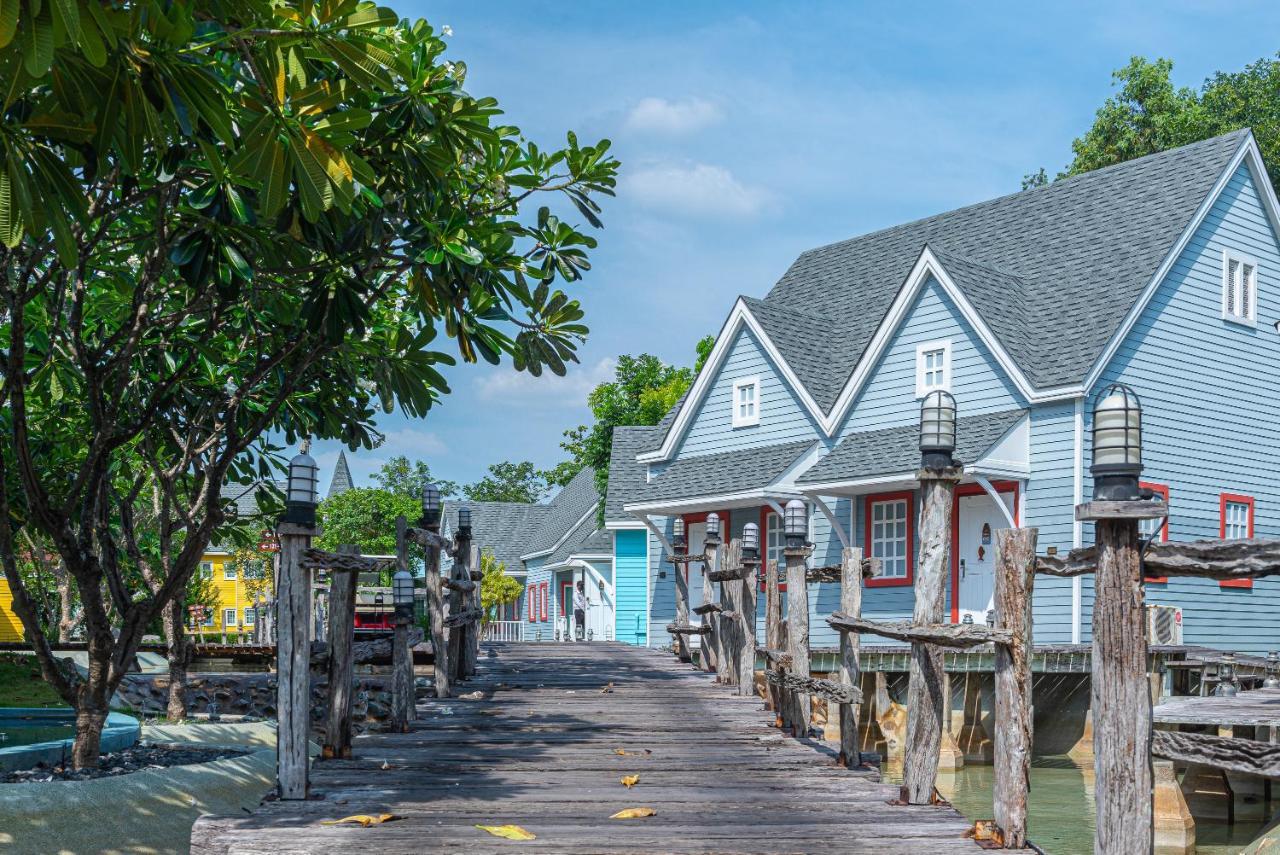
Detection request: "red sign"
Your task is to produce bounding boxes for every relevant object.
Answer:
[257,530,280,553]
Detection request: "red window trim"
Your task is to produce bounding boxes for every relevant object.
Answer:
[1219,493,1256,589]
[539,582,549,621]
[949,481,1020,623]
[866,490,916,589]
[528,586,535,622]
[1141,482,1169,583]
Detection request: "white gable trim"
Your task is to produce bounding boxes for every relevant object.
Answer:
[518,503,600,562]
[1083,132,1276,393]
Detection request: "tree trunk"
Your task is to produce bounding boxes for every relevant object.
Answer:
[72,624,115,769]
[162,597,189,722]
[993,527,1037,849]
[902,471,957,805]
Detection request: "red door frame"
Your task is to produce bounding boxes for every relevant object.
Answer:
[1141,481,1169,583]
[949,481,1021,623]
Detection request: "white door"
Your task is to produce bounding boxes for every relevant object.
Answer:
[686,523,707,640]
[956,491,1016,624]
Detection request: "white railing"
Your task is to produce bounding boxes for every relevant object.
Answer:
[482,620,525,642]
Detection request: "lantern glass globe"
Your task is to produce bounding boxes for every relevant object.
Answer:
[393,569,414,606]
[742,522,760,554]
[919,390,957,467]
[287,451,319,506]
[784,500,807,539]
[706,513,720,538]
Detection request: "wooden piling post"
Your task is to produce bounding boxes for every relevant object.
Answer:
[449,524,472,682]
[992,526,1038,848]
[275,521,318,800]
[1082,505,1155,854]
[838,546,863,767]
[702,532,720,675]
[392,516,415,733]
[765,558,783,718]
[673,548,692,662]
[423,519,449,699]
[739,548,759,696]
[784,542,811,737]
[463,543,481,677]
[323,544,360,759]
[902,467,960,805]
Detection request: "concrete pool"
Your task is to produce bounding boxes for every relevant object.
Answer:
[0,709,139,772]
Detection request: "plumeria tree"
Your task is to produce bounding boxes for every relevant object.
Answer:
[0,0,617,767]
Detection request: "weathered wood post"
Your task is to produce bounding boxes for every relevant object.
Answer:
[782,500,812,737]
[903,391,961,805]
[276,444,321,800]
[992,527,1038,848]
[701,513,721,676]
[391,516,415,732]
[672,517,692,662]
[449,508,473,682]
[838,546,864,767]
[322,544,361,759]
[463,543,481,677]
[717,538,743,687]
[765,557,784,718]
[420,505,449,699]
[739,524,761,696]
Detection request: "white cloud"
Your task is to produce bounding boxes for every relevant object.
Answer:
[626,163,768,218]
[476,356,616,407]
[624,96,723,136]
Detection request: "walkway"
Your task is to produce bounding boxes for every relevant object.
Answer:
[192,643,976,854]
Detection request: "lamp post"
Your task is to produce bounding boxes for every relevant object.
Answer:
[275,443,321,801]
[448,506,474,683]
[782,499,812,735]
[739,522,761,696]
[901,393,963,805]
[420,482,448,698]
[703,513,722,676]
[421,482,442,529]
[390,562,416,731]
[671,516,691,662]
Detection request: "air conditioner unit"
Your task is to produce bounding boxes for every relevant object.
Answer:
[1147,604,1183,645]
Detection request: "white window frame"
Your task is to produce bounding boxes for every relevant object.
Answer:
[222,607,238,628]
[869,498,910,580]
[1222,249,1258,327]
[765,511,784,569]
[199,561,213,580]
[223,564,237,581]
[1224,500,1251,540]
[914,339,952,397]
[731,376,760,428]
[243,607,256,626]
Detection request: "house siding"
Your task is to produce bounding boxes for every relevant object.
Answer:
[523,558,552,641]
[1024,401,1079,643]
[0,578,22,642]
[678,327,821,458]
[648,521,675,648]
[614,530,649,646]
[1088,162,1280,654]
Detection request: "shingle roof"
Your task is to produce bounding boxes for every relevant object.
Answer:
[443,499,548,574]
[630,440,816,505]
[521,467,600,557]
[795,409,1026,486]
[327,450,354,498]
[543,512,614,566]
[762,130,1249,408]
[604,426,655,523]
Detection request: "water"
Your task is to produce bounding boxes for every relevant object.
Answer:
[884,756,1269,854]
[0,723,75,748]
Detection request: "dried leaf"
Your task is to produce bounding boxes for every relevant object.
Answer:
[320,814,402,827]
[600,682,614,694]
[610,807,657,820]
[475,824,537,840]
[613,748,652,756]
[620,775,640,788]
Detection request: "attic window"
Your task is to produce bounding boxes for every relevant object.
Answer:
[732,377,760,428]
[915,339,951,397]
[1223,250,1258,326]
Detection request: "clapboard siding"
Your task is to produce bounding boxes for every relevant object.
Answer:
[678,327,821,458]
[1086,162,1280,654]
[648,520,675,648]
[613,530,649,646]
[523,558,553,641]
[835,277,1027,438]
[1025,401,1078,643]
[0,578,22,642]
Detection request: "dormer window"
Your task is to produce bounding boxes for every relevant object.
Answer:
[915,339,951,397]
[731,377,760,428]
[1222,250,1257,326]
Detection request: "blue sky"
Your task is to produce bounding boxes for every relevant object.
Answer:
[311,0,1280,493]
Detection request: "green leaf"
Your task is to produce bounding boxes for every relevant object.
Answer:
[444,242,483,265]
[0,0,20,48]
[0,166,22,247]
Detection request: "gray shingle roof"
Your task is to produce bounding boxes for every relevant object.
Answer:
[630,440,816,505]
[543,512,614,566]
[522,466,600,556]
[763,130,1249,408]
[604,426,655,523]
[795,409,1027,486]
[442,499,549,574]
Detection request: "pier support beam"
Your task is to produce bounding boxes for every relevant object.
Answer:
[1153,760,1196,855]
[956,674,993,763]
[938,672,964,771]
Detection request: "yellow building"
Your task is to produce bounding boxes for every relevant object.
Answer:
[0,577,22,642]
[193,551,273,639]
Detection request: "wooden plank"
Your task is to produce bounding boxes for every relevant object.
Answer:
[301,548,391,573]
[739,555,758,696]
[765,669,861,704]
[992,527,1037,848]
[1155,687,1280,727]
[828,614,1012,648]
[1038,535,1280,582]
[1152,729,1280,778]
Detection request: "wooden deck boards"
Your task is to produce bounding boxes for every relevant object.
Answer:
[191,642,976,854]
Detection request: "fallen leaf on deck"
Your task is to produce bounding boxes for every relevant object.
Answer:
[613,748,652,756]
[460,690,485,700]
[320,814,402,827]
[620,775,640,788]
[600,682,614,693]
[379,761,403,771]
[475,824,537,840]
[610,807,656,819]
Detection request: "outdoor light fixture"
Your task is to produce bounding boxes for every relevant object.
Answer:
[374,591,385,607]
[1091,383,1143,501]
[393,569,414,620]
[706,512,721,543]
[282,447,320,526]
[673,517,687,551]
[784,499,807,549]
[919,390,958,470]
[457,506,472,537]
[1266,652,1280,689]
[421,482,442,528]
[742,522,760,559]
[1217,653,1239,698]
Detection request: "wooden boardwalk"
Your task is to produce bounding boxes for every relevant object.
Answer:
[192,642,976,854]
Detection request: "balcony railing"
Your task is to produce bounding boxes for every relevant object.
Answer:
[481,620,525,642]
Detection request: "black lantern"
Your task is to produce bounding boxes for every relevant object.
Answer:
[282,447,319,526]
[919,390,957,470]
[457,506,472,538]
[742,522,760,559]
[784,499,807,549]
[393,569,414,620]
[672,517,687,552]
[421,481,442,529]
[706,512,721,545]
[1091,383,1143,501]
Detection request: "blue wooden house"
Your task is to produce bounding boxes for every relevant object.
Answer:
[611,129,1280,655]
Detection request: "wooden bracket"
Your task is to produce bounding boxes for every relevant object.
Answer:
[827,612,1014,648]
[765,669,862,705]
[300,549,390,573]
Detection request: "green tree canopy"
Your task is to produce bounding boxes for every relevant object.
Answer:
[463,461,550,503]
[1032,55,1280,194]
[0,0,617,767]
[372,455,459,500]
[317,487,421,557]
[478,550,523,623]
